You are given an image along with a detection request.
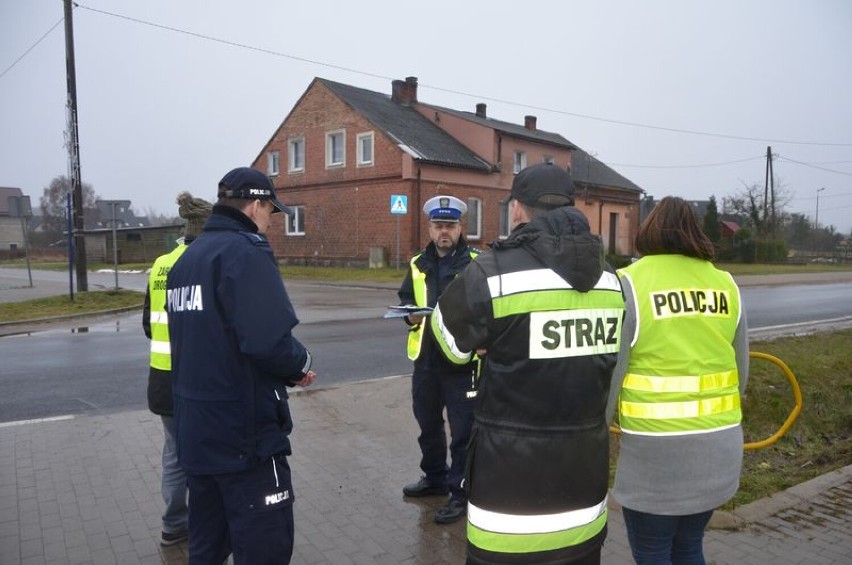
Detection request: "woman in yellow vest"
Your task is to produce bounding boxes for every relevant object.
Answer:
[606,196,749,564]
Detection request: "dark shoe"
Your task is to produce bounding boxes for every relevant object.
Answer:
[161,529,188,546]
[403,476,448,498]
[435,497,466,524]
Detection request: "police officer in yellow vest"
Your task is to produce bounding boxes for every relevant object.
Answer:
[398,195,478,524]
[606,196,749,564]
[142,191,212,546]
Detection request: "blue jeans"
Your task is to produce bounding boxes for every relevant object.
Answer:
[161,416,189,533]
[622,507,714,565]
[412,365,476,500]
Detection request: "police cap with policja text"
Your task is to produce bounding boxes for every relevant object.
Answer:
[217,167,293,216]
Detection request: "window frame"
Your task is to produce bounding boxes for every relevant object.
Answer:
[466,197,482,241]
[356,131,374,167]
[325,129,346,168]
[267,150,280,176]
[285,205,306,236]
[288,137,305,173]
[499,200,510,239]
[513,150,527,174]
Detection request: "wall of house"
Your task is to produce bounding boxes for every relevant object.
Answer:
[576,185,640,256]
[0,217,25,250]
[84,226,182,264]
[256,82,426,265]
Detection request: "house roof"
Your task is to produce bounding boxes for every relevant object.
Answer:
[0,186,24,216]
[422,104,577,149]
[318,79,492,172]
[721,220,741,233]
[570,148,643,193]
[91,201,151,229]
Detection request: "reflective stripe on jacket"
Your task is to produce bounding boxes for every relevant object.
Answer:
[617,254,742,436]
[148,244,187,370]
[433,207,623,563]
[406,248,478,361]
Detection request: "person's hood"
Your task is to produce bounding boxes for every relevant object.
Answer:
[492,207,604,292]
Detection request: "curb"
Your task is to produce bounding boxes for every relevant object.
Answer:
[0,304,143,335]
[709,463,852,530]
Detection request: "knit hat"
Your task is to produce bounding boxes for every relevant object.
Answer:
[176,191,213,239]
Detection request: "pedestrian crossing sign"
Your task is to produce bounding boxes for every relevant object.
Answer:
[390,194,408,214]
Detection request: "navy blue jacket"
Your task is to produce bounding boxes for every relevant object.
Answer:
[167,205,311,475]
[397,236,477,373]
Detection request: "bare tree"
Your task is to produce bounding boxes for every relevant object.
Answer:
[39,175,97,239]
[727,181,793,238]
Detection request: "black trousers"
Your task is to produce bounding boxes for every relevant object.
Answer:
[187,455,295,565]
[411,365,476,500]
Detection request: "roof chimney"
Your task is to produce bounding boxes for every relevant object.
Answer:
[391,76,418,105]
[524,115,537,130]
[476,103,487,118]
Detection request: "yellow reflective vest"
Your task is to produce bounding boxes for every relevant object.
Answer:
[406,249,478,361]
[617,255,742,436]
[148,244,187,370]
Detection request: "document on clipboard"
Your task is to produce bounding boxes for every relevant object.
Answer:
[383,304,434,319]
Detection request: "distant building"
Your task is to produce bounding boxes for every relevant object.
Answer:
[251,76,644,266]
[82,224,183,264]
[0,186,28,254]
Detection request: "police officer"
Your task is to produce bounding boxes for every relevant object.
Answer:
[142,191,212,546]
[398,195,479,524]
[167,167,316,565]
[431,163,624,564]
[606,196,749,564]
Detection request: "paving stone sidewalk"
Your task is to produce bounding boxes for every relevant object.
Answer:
[1,376,850,564]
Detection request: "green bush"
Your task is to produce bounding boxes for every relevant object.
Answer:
[754,239,788,263]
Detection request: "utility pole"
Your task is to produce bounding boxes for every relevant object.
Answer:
[64,0,88,292]
[814,187,825,253]
[763,146,776,237]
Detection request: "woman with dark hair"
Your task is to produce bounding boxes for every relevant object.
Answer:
[606,196,749,564]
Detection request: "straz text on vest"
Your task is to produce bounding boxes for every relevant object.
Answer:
[529,309,622,359]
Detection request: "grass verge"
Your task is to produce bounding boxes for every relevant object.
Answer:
[0,290,144,323]
[730,329,852,508]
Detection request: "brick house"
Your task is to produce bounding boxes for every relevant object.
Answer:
[0,186,29,256]
[252,76,643,266]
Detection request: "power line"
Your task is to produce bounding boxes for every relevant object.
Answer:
[777,156,852,176]
[74,3,852,149]
[0,17,64,81]
[607,155,764,169]
[74,3,392,82]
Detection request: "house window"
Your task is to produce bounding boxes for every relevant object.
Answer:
[267,150,280,176]
[543,155,554,164]
[286,205,306,236]
[357,132,374,166]
[499,200,510,238]
[326,130,345,168]
[467,197,482,241]
[288,138,304,173]
[608,212,619,255]
[513,151,526,174]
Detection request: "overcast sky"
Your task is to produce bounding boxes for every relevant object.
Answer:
[2,0,851,233]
